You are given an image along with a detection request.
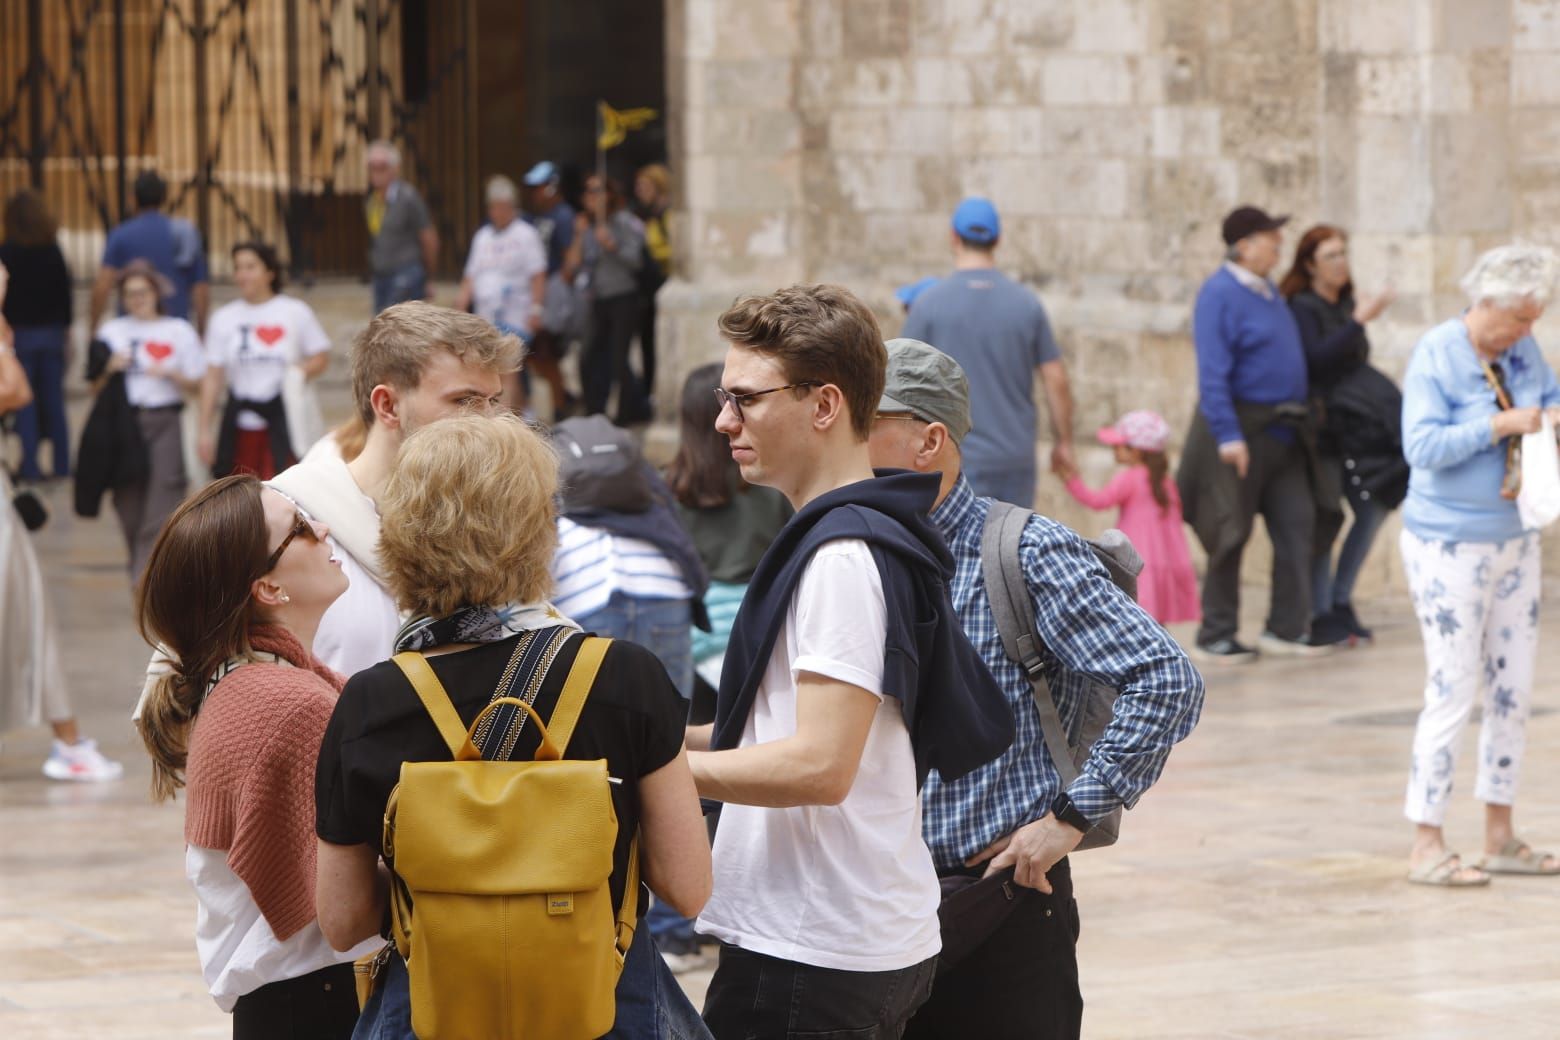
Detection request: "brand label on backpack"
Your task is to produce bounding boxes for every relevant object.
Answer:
[547,894,575,916]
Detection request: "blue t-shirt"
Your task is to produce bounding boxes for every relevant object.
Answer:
[1401,319,1560,544]
[524,201,577,276]
[101,211,209,322]
[901,268,1061,483]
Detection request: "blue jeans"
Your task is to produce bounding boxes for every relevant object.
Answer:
[965,464,1036,508]
[372,262,426,315]
[576,593,696,946]
[353,931,711,1040]
[1311,494,1390,611]
[575,593,694,699]
[11,324,70,479]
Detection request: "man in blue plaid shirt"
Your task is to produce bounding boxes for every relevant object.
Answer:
[869,339,1205,1040]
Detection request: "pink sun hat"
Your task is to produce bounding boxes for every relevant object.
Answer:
[1097,409,1171,452]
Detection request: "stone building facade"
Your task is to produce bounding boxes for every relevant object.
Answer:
[658,0,1560,595]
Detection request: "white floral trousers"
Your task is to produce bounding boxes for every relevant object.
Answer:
[1400,529,1540,826]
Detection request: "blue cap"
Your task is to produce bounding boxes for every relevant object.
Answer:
[951,197,1001,245]
[522,161,557,187]
[895,276,941,309]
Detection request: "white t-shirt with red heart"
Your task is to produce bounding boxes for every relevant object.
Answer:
[206,294,331,431]
[96,315,206,409]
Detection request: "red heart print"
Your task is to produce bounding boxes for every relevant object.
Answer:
[255,325,285,346]
[145,341,174,362]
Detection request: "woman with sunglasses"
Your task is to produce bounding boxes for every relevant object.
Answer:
[1399,245,1560,888]
[136,474,379,1037]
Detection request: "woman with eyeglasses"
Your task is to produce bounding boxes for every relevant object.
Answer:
[1278,225,1399,643]
[135,474,380,1037]
[1398,245,1560,888]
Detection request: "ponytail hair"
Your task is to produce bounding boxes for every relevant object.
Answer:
[135,476,273,800]
[1141,449,1171,515]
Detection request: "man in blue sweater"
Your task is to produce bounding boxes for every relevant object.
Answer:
[1180,206,1332,662]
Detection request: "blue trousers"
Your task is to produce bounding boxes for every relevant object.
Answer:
[371,262,426,315]
[1311,493,1390,612]
[11,324,70,479]
[352,929,711,1039]
[965,464,1036,509]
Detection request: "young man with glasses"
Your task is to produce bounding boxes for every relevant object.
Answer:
[686,283,1012,1039]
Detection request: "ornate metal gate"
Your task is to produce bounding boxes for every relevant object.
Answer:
[0,0,477,279]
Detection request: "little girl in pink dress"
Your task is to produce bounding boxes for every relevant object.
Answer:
[1065,410,1200,625]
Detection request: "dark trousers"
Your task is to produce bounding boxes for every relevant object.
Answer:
[583,291,647,422]
[905,859,1081,1040]
[232,962,359,1040]
[110,407,186,586]
[11,324,70,479]
[704,945,937,1040]
[638,281,661,400]
[1196,432,1315,644]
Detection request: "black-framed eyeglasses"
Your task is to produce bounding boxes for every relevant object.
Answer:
[262,512,318,574]
[713,381,822,423]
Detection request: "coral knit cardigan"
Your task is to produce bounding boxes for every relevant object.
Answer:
[183,625,345,941]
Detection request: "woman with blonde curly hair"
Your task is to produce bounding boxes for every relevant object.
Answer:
[313,413,712,1038]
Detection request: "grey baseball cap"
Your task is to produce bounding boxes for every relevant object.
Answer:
[878,338,972,445]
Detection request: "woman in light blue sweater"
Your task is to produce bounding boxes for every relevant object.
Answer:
[1400,245,1560,887]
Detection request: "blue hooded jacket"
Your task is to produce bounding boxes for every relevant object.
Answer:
[712,470,1014,786]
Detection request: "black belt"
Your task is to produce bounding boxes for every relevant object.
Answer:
[132,402,184,414]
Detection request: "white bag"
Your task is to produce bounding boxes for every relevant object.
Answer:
[1517,414,1560,530]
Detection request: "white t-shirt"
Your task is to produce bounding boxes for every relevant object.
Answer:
[551,516,692,620]
[206,295,330,431]
[464,220,547,332]
[312,537,402,679]
[96,315,205,409]
[696,540,942,972]
[187,845,380,1011]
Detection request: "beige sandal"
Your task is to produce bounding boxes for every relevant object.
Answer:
[1479,839,1560,876]
[1407,851,1491,887]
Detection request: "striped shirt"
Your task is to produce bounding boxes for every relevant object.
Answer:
[920,475,1205,871]
[552,517,692,620]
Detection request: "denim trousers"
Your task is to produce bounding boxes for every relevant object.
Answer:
[351,929,711,1040]
[371,262,426,315]
[10,324,70,479]
[703,946,938,1040]
[1311,492,1390,612]
[576,592,696,945]
[964,464,1036,509]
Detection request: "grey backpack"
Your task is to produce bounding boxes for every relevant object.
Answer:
[552,416,653,514]
[979,501,1142,851]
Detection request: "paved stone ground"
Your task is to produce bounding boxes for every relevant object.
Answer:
[3,282,1558,1036]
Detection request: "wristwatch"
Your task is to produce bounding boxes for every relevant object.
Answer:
[1050,791,1093,834]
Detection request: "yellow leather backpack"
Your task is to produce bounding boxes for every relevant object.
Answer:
[384,637,638,1039]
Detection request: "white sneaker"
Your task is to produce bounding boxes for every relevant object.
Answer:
[1257,630,1335,658]
[42,738,125,783]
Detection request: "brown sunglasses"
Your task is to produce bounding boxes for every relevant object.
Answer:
[262,512,319,573]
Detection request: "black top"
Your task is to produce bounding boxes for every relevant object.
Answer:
[314,630,686,914]
[1288,288,1369,392]
[0,241,72,328]
[675,474,791,584]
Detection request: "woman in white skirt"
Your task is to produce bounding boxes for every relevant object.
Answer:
[1399,245,1560,885]
[1,262,122,782]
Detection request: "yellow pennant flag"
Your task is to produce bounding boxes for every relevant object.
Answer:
[598,101,658,151]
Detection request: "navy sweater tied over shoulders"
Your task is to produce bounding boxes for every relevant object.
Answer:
[711,469,1014,787]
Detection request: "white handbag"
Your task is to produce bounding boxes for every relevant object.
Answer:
[1517,414,1560,530]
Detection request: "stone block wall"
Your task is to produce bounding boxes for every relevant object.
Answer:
[660,0,1560,600]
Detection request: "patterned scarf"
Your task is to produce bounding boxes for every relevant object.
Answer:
[393,601,579,653]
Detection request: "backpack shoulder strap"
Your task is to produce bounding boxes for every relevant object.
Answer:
[979,502,1081,785]
[543,635,611,757]
[392,651,469,758]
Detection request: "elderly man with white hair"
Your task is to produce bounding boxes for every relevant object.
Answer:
[365,139,438,313]
[455,175,547,410]
[1400,244,1560,887]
